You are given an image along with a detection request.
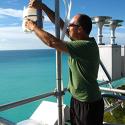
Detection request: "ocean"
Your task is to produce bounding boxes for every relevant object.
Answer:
[0,49,71,123]
[0,49,125,123]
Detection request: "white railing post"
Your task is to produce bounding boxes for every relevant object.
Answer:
[55,0,63,125]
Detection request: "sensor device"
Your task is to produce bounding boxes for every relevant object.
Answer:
[22,7,37,32]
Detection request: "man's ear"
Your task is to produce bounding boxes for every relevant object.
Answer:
[78,26,83,33]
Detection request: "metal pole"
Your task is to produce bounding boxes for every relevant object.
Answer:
[110,27,116,44]
[55,0,63,125]
[37,0,43,28]
[100,87,125,94]
[0,91,55,111]
[99,60,112,82]
[0,88,68,112]
[97,22,103,45]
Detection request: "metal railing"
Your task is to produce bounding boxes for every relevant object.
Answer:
[1,84,125,112]
[100,87,125,95]
[0,88,68,112]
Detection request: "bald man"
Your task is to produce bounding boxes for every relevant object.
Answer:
[25,1,104,125]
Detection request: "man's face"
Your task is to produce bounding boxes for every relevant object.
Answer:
[68,15,81,40]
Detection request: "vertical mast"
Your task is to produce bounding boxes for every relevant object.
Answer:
[37,0,43,28]
[55,0,63,125]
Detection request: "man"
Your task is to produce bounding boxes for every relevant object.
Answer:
[25,1,104,125]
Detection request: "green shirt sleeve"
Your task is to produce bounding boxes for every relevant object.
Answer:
[66,40,88,58]
[66,39,99,62]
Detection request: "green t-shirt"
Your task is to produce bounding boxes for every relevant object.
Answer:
[66,37,102,102]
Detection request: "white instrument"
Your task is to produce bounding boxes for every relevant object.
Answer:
[22,7,37,32]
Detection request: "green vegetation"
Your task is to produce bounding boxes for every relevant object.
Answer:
[104,85,125,124]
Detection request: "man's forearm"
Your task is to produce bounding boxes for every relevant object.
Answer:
[41,3,64,30]
[41,4,55,24]
[33,25,68,52]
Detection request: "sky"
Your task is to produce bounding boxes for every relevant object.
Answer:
[0,0,125,50]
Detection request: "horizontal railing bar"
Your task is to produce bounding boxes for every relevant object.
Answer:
[0,88,68,112]
[0,91,55,112]
[100,87,125,94]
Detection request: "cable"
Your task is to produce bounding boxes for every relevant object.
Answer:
[61,0,72,40]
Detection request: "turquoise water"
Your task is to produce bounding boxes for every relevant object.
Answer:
[0,49,71,123]
[0,49,125,123]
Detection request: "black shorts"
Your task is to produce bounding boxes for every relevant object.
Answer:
[70,97,104,125]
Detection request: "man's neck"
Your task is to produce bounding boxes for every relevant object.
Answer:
[78,35,90,40]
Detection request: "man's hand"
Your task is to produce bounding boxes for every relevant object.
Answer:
[25,19,37,31]
[29,0,42,9]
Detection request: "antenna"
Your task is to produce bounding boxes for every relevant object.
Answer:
[105,19,123,44]
[92,16,111,45]
[37,0,43,28]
